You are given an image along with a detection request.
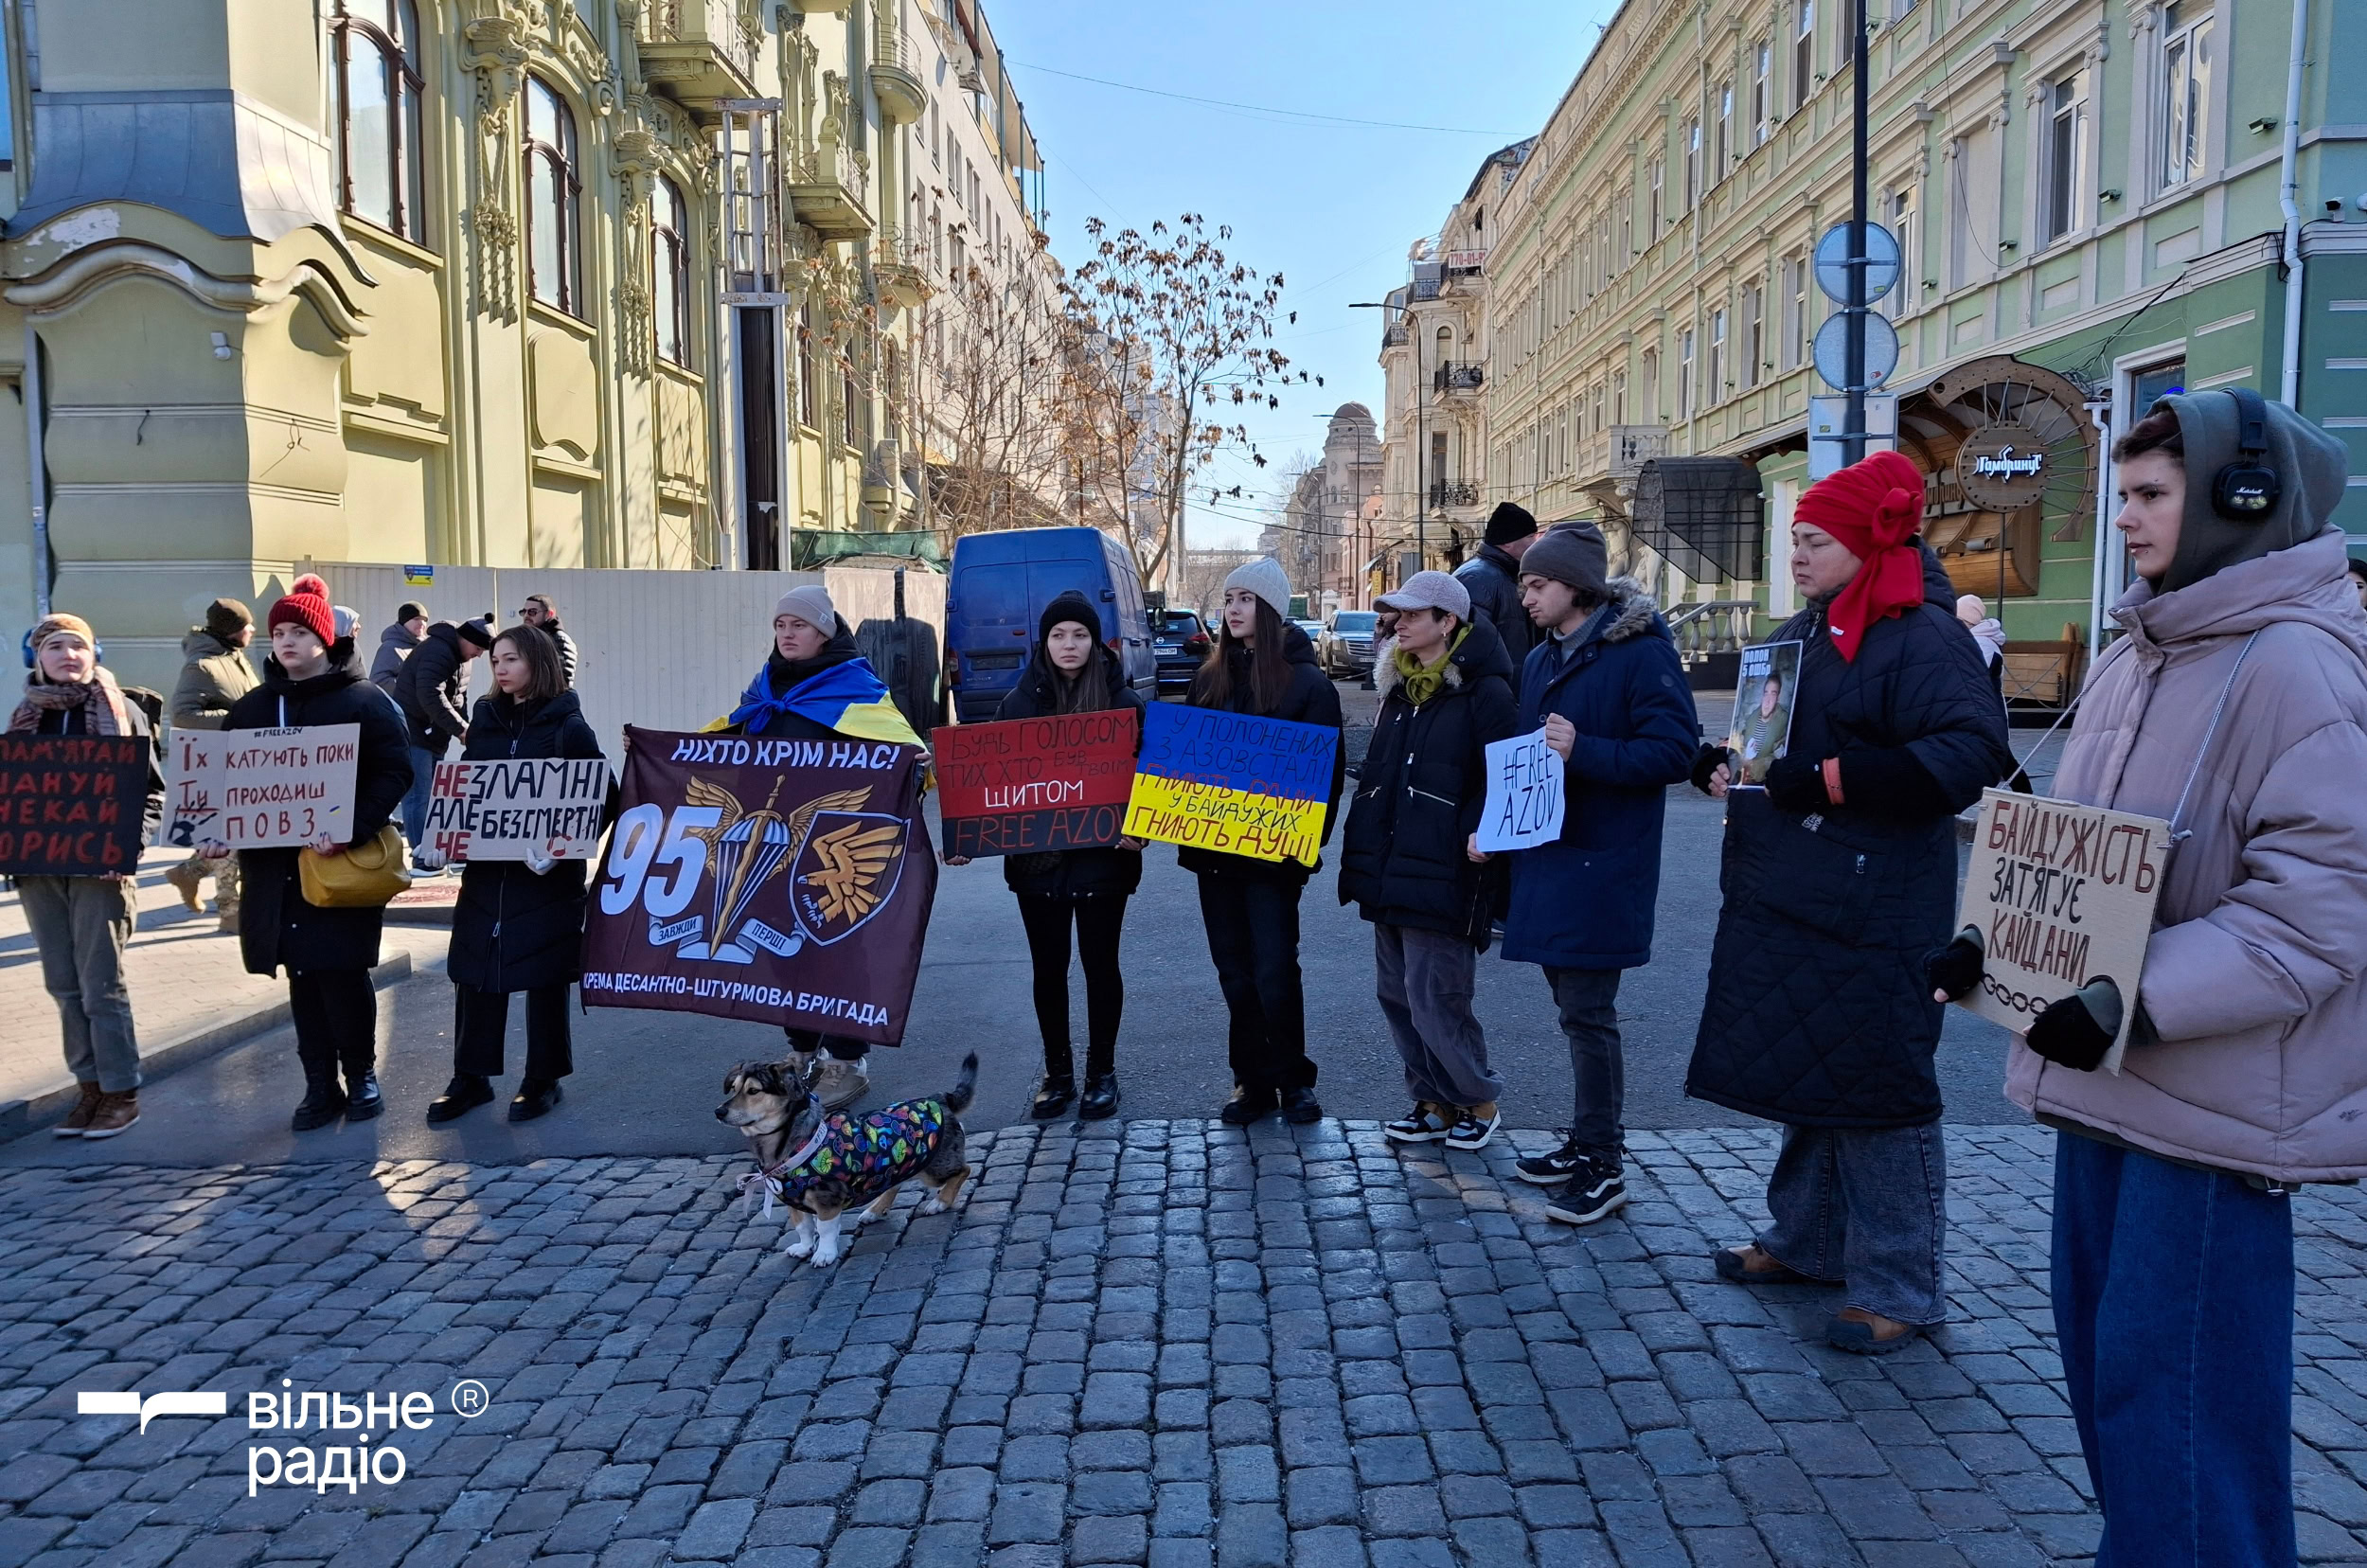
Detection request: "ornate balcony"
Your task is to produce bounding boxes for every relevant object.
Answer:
[1433,362,1485,396]
[639,0,759,126]
[874,224,932,309]
[870,30,925,127]
[1428,480,1482,508]
[790,140,874,242]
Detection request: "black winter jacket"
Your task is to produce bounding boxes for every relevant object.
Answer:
[369,622,421,694]
[394,623,473,755]
[1454,543,1538,686]
[227,649,415,978]
[1685,548,2013,1129]
[448,689,607,994]
[1338,616,1519,944]
[1177,626,1346,887]
[992,648,1147,899]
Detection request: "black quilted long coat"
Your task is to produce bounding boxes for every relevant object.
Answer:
[1685,548,2012,1129]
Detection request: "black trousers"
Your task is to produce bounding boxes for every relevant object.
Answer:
[288,970,377,1082]
[1016,891,1129,1078]
[454,984,574,1080]
[783,1028,869,1061]
[1196,874,1316,1093]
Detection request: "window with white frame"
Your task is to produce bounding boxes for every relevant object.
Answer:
[1617,187,1633,263]
[1678,328,1697,419]
[1707,307,1727,402]
[2160,4,2212,189]
[1887,185,1917,319]
[1612,369,1628,423]
[331,0,427,242]
[2043,72,2087,241]
[1740,282,1764,387]
[1751,42,1771,146]
[652,175,691,366]
[1780,253,1807,369]
[1791,0,1814,115]
[1647,154,1664,237]
[525,77,580,313]
[1683,118,1701,207]
[1716,81,1734,177]
[1641,349,1660,421]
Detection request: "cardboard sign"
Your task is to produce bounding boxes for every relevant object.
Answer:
[165,724,360,850]
[1475,728,1565,853]
[1953,788,2171,1074]
[0,734,151,877]
[1123,703,1337,866]
[579,728,936,1043]
[1726,640,1803,787]
[424,758,610,862]
[935,709,1139,859]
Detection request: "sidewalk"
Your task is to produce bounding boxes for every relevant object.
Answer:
[0,1121,2360,1566]
[0,849,449,1133]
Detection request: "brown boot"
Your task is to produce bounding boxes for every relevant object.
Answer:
[216,901,241,935]
[163,858,205,913]
[55,1082,102,1137]
[82,1090,139,1140]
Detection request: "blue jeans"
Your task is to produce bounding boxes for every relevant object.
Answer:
[400,743,439,853]
[1757,1121,1948,1326]
[2053,1132,2295,1568]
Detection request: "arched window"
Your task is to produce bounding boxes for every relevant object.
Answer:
[651,175,691,366]
[332,0,425,241]
[525,78,581,313]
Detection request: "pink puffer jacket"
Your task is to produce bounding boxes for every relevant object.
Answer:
[2004,529,2367,1183]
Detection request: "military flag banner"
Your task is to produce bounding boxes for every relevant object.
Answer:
[934,709,1138,859]
[1123,704,1336,867]
[579,728,937,1042]
[0,734,151,877]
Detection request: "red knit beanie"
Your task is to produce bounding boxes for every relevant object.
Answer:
[268,574,336,646]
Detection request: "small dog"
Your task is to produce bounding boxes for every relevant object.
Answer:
[715,1052,977,1267]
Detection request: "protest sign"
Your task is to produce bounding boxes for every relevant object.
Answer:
[1123,704,1337,867]
[1475,728,1565,853]
[0,734,151,876]
[423,758,610,862]
[1953,788,2171,1074]
[1726,640,1803,787]
[935,709,1138,859]
[164,725,359,850]
[580,728,936,1042]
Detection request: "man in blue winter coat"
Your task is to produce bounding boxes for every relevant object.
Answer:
[1486,523,1698,1225]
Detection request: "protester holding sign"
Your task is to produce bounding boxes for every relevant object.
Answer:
[222,575,415,1131]
[163,598,257,931]
[1339,571,1517,1150]
[9,615,166,1138]
[1184,558,1344,1126]
[1686,453,2010,1354]
[1961,392,2366,1563]
[1490,526,1696,1223]
[426,626,609,1127]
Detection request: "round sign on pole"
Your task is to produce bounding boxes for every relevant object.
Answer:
[1811,311,1899,391]
[1955,419,2052,509]
[1814,223,1902,306]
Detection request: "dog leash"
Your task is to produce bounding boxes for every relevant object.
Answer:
[737,1094,832,1219]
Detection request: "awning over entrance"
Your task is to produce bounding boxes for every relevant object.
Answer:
[1629,457,1766,582]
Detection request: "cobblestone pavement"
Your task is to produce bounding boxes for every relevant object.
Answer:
[2,1121,2364,1568]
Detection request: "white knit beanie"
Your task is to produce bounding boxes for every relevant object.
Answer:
[1222,557,1292,621]
[774,583,837,632]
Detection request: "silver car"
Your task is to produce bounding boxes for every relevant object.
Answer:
[1316,610,1379,677]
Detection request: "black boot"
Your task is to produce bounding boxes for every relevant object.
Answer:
[343,1069,383,1122]
[508,1079,563,1122]
[291,1065,347,1132]
[1078,1074,1120,1120]
[426,1075,493,1125]
[1032,1043,1075,1119]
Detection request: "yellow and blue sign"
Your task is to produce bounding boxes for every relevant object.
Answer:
[1124,704,1337,866]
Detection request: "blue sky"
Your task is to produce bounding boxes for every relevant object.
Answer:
[989,0,1620,549]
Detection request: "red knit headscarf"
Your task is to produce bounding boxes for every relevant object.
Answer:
[268,574,336,646]
[1793,450,1928,662]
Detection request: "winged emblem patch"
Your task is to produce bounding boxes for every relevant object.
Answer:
[790,811,910,945]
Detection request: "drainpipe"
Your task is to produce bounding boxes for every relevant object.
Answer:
[2279,0,2310,406]
[22,322,47,617]
[2087,399,2113,666]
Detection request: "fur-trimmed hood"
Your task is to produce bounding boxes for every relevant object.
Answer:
[1372,607,1517,704]
[1589,578,1664,646]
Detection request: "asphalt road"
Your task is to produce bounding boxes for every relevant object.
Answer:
[2,681,2019,1169]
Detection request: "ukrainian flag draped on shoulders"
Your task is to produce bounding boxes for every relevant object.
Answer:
[716,654,926,751]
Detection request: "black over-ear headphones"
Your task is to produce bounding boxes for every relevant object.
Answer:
[2211,386,2282,523]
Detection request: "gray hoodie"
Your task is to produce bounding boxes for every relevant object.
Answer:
[369,621,422,694]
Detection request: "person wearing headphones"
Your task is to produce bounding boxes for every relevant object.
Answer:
[1931,389,2367,1565]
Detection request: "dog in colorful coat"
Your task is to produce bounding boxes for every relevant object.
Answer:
[716,1052,976,1267]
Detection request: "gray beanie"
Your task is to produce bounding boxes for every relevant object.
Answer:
[1517,522,1610,597]
[1223,557,1293,620]
[2159,390,2350,593]
[774,583,837,631]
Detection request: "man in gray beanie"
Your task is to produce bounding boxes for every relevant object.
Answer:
[1456,503,1542,683]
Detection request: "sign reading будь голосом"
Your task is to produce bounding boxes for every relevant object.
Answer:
[935,709,1138,859]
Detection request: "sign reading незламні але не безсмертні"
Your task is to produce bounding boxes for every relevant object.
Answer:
[424,758,609,862]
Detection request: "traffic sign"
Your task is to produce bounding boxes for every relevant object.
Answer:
[1806,393,1899,480]
[1811,311,1898,391]
[1814,222,1901,306]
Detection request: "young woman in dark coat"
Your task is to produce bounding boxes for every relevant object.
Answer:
[944,591,1146,1120]
[1685,451,2011,1355]
[219,576,415,1131]
[425,627,608,1126]
[1185,558,1346,1127]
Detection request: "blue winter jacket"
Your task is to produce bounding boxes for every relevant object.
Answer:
[1501,583,1700,971]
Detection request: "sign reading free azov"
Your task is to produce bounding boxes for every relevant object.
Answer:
[1952,788,2171,1074]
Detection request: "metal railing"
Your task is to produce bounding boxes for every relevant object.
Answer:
[1594,424,1668,481]
[1428,480,1482,508]
[1433,362,1485,393]
[1665,599,1755,659]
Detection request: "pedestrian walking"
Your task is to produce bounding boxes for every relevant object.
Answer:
[11,614,166,1139]
[1491,526,1697,1222]
[393,614,490,867]
[944,591,1145,1121]
[1947,390,2367,1564]
[1184,557,1345,1126]
[369,602,427,694]
[1453,503,1541,682]
[221,575,415,1131]
[1338,571,1518,1150]
[426,625,608,1126]
[164,597,258,930]
[518,594,579,686]
[1686,451,2011,1354]
[722,583,926,1111]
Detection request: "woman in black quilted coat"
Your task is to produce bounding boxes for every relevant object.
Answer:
[1685,451,2011,1355]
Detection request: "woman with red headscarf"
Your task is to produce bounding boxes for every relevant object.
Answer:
[1682,450,2012,1355]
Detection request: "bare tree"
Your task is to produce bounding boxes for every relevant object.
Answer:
[908,241,1076,537]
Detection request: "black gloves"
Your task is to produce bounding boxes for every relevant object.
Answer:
[1833,746,1956,818]
[1690,743,1732,794]
[1763,754,1828,814]
[1925,925,1984,1001]
[2026,977,2127,1073]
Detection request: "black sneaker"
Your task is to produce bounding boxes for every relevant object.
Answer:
[1516,1134,1589,1186]
[1444,1107,1500,1150]
[1382,1103,1454,1144]
[1543,1158,1628,1226]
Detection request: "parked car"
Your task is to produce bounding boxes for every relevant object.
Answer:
[946,527,1156,723]
[1316,610,1380,678]
[1292,618,1326,642]
[1151,609,1212,696]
